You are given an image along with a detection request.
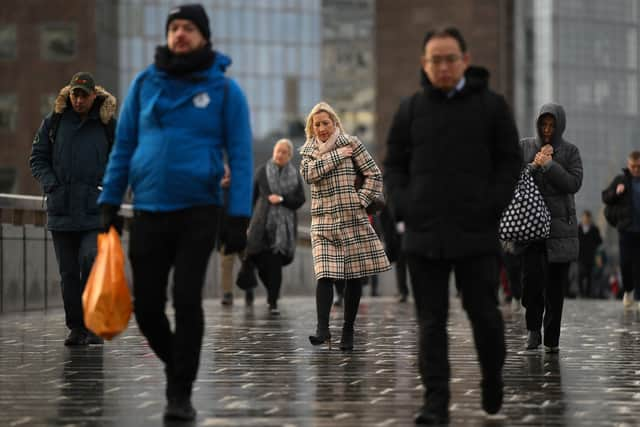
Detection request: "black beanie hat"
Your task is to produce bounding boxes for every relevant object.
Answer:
[166,4,211,41]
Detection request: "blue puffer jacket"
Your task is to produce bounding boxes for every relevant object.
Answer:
[99,52,253,217]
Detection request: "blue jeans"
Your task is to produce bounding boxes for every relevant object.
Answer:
[51,230,100,330]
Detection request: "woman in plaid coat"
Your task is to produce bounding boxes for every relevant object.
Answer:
[300,102,390,351]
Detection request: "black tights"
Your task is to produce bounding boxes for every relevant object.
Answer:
[315,278,363,335]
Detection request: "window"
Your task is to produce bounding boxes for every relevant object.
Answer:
[40,23,77,61]
[0,25,16,60]
[0,94,17,132]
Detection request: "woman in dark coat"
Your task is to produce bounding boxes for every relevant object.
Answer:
[245,139,305,315]
[520,103,583,353]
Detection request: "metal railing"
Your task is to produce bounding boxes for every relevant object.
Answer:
[0,193,314,313]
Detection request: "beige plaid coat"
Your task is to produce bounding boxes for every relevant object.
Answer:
[300,133,390,280]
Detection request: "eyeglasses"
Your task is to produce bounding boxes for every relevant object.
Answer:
[425,54,462,66]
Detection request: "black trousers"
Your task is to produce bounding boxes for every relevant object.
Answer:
[521,242,569,347]
[407,253,505,409]
[51,229,100,330]
[396,251,410,296]
[502,251,522,301]
[253,251,285,306]
[620,232,640,299]
[577,261,595,298]
[128,205,219,397]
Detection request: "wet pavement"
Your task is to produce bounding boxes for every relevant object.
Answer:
[1,295,640,426]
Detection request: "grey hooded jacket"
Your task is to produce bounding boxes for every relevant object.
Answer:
[520,103,583,262]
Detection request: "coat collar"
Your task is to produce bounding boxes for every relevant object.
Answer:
[300,133,352,158]
[54,85,117,124]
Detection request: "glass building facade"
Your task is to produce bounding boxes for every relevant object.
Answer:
[514,0,640,231]
[117,0,322,145]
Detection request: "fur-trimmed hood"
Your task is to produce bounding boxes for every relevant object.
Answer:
[54,85,117,124]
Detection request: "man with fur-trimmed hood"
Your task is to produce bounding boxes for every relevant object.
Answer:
[30,71,117,346]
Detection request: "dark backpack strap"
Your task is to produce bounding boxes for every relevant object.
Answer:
[47,112,63,145]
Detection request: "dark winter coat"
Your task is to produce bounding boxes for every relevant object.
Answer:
[602,169,636,231]
[246,162,305,266]
[520,103,583,263]
[383,66,522,259]
[30,86,117,231]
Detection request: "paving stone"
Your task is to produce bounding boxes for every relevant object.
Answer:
[0,296,639,426]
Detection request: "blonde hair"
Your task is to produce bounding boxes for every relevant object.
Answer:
[304,101,344,139]
[274,138,294,156]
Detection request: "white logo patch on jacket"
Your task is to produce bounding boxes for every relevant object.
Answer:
[193,92,210,108]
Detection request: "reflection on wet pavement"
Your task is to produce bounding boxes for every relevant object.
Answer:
[1,296,640,426]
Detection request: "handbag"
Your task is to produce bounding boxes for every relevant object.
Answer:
[498,167,551,242]
[236,255,258,291]
[354,169,386,215]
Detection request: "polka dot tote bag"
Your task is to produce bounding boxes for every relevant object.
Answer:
[498,167,551,242]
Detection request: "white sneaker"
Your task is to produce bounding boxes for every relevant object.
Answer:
[623,292,634,309]
[511,298,522,313]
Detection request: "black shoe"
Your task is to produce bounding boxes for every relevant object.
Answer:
[309,331,332,349]
[221,292,233,306]
[164,397,196,421]
[397,294,408,303]
[85,329,104,345]
[64,328,87,346]
[481,376,503,415]
[245,290,254,307]
[414,406,449,425]
[526,330,541,350]
[269,303,280,315]
[340,326,354,351]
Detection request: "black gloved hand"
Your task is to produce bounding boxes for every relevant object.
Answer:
[100,203,124,234]
[223,216,250,254]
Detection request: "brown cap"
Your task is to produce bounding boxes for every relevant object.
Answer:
[69,72,95,94]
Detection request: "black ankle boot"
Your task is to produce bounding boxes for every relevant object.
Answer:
[309,330,332,348]
[165,377,195,420]
[164,397,196,421]
[340,326,354,351]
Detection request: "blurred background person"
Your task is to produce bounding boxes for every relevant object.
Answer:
[245,138,305,315]
[30,71,116,346]
[577,210,602,298]
[217,163,254,307]
[602,150,640,309]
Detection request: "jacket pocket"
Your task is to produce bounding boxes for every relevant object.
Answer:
[46,186,68,215]
[86,185,101,214]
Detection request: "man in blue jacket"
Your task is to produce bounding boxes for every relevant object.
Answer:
[98,4,253,421]
[30,71,117,347]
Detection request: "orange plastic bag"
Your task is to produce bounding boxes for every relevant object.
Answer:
[82,226,132,340]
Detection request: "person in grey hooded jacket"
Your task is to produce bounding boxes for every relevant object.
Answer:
[520,103,583,353]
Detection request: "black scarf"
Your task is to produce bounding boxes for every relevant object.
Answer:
[154,44,216,77]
